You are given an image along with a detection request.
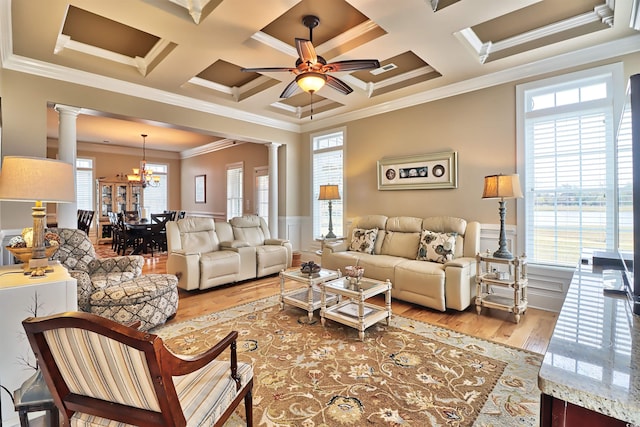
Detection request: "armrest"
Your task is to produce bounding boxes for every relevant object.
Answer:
[220,240,251,249]
[264,238,289,246]
[324,241,348,253]
[89,255,144,276]
[166,331,238,375]
[68,270,93,312]
[444,256,476,269]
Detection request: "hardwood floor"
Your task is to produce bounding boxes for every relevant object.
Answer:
[97,243,558,354]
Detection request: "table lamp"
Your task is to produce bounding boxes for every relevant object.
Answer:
[482,174,523,259]
[318,184,341,239]
[0,156,75,276]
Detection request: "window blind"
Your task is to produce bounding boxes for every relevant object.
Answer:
[227,164,243,220]
[143,163,168,214]
[76,158,93,211]
[523,71,616,267]
[312,131,344,238]
[255,170,269,223]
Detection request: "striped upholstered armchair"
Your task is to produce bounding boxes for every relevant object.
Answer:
[23,311,254,426]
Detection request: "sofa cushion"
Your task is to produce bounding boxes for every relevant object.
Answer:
[417,230,457,263]
[348,227,378,254]
[380,231,420,259]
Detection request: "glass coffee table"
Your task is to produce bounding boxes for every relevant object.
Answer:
[320,277,392,340]
[280,269,340,323]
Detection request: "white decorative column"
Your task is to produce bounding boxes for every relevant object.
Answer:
[55,104,81,228]
[267,143,281,238]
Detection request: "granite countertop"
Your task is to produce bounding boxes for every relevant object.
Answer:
[538,261,640,424]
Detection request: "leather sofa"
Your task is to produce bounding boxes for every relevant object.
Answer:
[321,215,480,311]
[166,216,292,291]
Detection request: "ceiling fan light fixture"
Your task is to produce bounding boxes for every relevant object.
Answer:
[296,72,326,93]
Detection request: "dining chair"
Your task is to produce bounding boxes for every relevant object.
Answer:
[23,311,253,427]
[76,209,94,234]
[148,213,172,254]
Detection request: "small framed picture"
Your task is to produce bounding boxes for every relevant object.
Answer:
[195,175,206,203]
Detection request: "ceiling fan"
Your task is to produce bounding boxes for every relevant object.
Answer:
[241,15,380,99]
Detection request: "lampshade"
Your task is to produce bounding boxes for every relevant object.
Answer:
[482,174,523,200]
[318,184,341,201]
[0,156,75,203]
[296,72,326,93]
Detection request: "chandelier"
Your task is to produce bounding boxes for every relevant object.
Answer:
[127,134,160,188]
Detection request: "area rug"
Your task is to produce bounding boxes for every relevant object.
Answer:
[153,296,542,426]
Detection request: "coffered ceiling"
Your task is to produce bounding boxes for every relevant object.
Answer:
[2,0,640,152]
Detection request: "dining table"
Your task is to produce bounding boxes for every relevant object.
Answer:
[123,219,152,255]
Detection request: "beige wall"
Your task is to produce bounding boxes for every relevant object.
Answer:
[180,143,269,217]
[2,54,640,233]
[300,84,517,227]
[299,54,640,231]
[0,69,300,230]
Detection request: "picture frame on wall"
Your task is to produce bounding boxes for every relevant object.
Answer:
[195,175,206,203]
[377,151,458,190]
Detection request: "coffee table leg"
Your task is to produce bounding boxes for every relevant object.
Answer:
[279,270,285,310]
[385,279,392,325]
[320,285,326,327]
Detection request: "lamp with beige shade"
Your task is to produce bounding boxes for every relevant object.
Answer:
[318,184,341,239]
[0,156,75,276]
[482,174,523,259]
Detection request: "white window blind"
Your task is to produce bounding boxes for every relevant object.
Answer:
[143,163,168,214]
[617,99,633,252]
[255,167,269,224]
[76,158,93,211]
[522,69,617,266]
[227,163,243,220]
[312,130,344,238]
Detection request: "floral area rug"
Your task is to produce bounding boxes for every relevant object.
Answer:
[153,296,542,426]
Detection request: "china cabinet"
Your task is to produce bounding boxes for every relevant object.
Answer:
[96,178,143,243]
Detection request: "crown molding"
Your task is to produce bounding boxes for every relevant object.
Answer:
[300,33,640,133]
[0,52,301,133]
[180,139,246,158]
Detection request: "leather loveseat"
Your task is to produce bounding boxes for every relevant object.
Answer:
[321,215,480,311]
[166,216,292,291]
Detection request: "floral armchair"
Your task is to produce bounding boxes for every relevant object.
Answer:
[47,228,144,311]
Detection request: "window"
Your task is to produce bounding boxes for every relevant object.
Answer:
[312,129,344,239]
[255,166,269,223]
[143,163,168,214]
[518,64,623,266]
[227,162,243,220]
[76,157,94,211]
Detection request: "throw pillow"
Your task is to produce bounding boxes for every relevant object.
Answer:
[417,230,457,263]
[348,227,378,254]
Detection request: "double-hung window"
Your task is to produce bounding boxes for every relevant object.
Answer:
[255,166,269,223]
[312,128,344,239]
[227,162,243,220]
[76,158,94,211]
[143,163,168,213]
[518,64,623,267]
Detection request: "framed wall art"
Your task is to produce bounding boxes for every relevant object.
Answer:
[377,151,458,190]
[195,175,206,203]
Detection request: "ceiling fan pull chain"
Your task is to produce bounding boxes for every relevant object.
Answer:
[310,92,314,120]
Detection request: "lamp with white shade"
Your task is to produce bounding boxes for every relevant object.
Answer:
[318,184,341,239]
[482,174,523,259]
[0,156,75,276]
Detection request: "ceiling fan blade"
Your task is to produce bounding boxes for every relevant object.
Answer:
[241,66,293,73]
[279,80,299,98]
[326,75,353,95]
[295,38,317,65]
[324,59,381,72]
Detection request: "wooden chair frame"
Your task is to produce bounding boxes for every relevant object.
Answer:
[23,312,253,427]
